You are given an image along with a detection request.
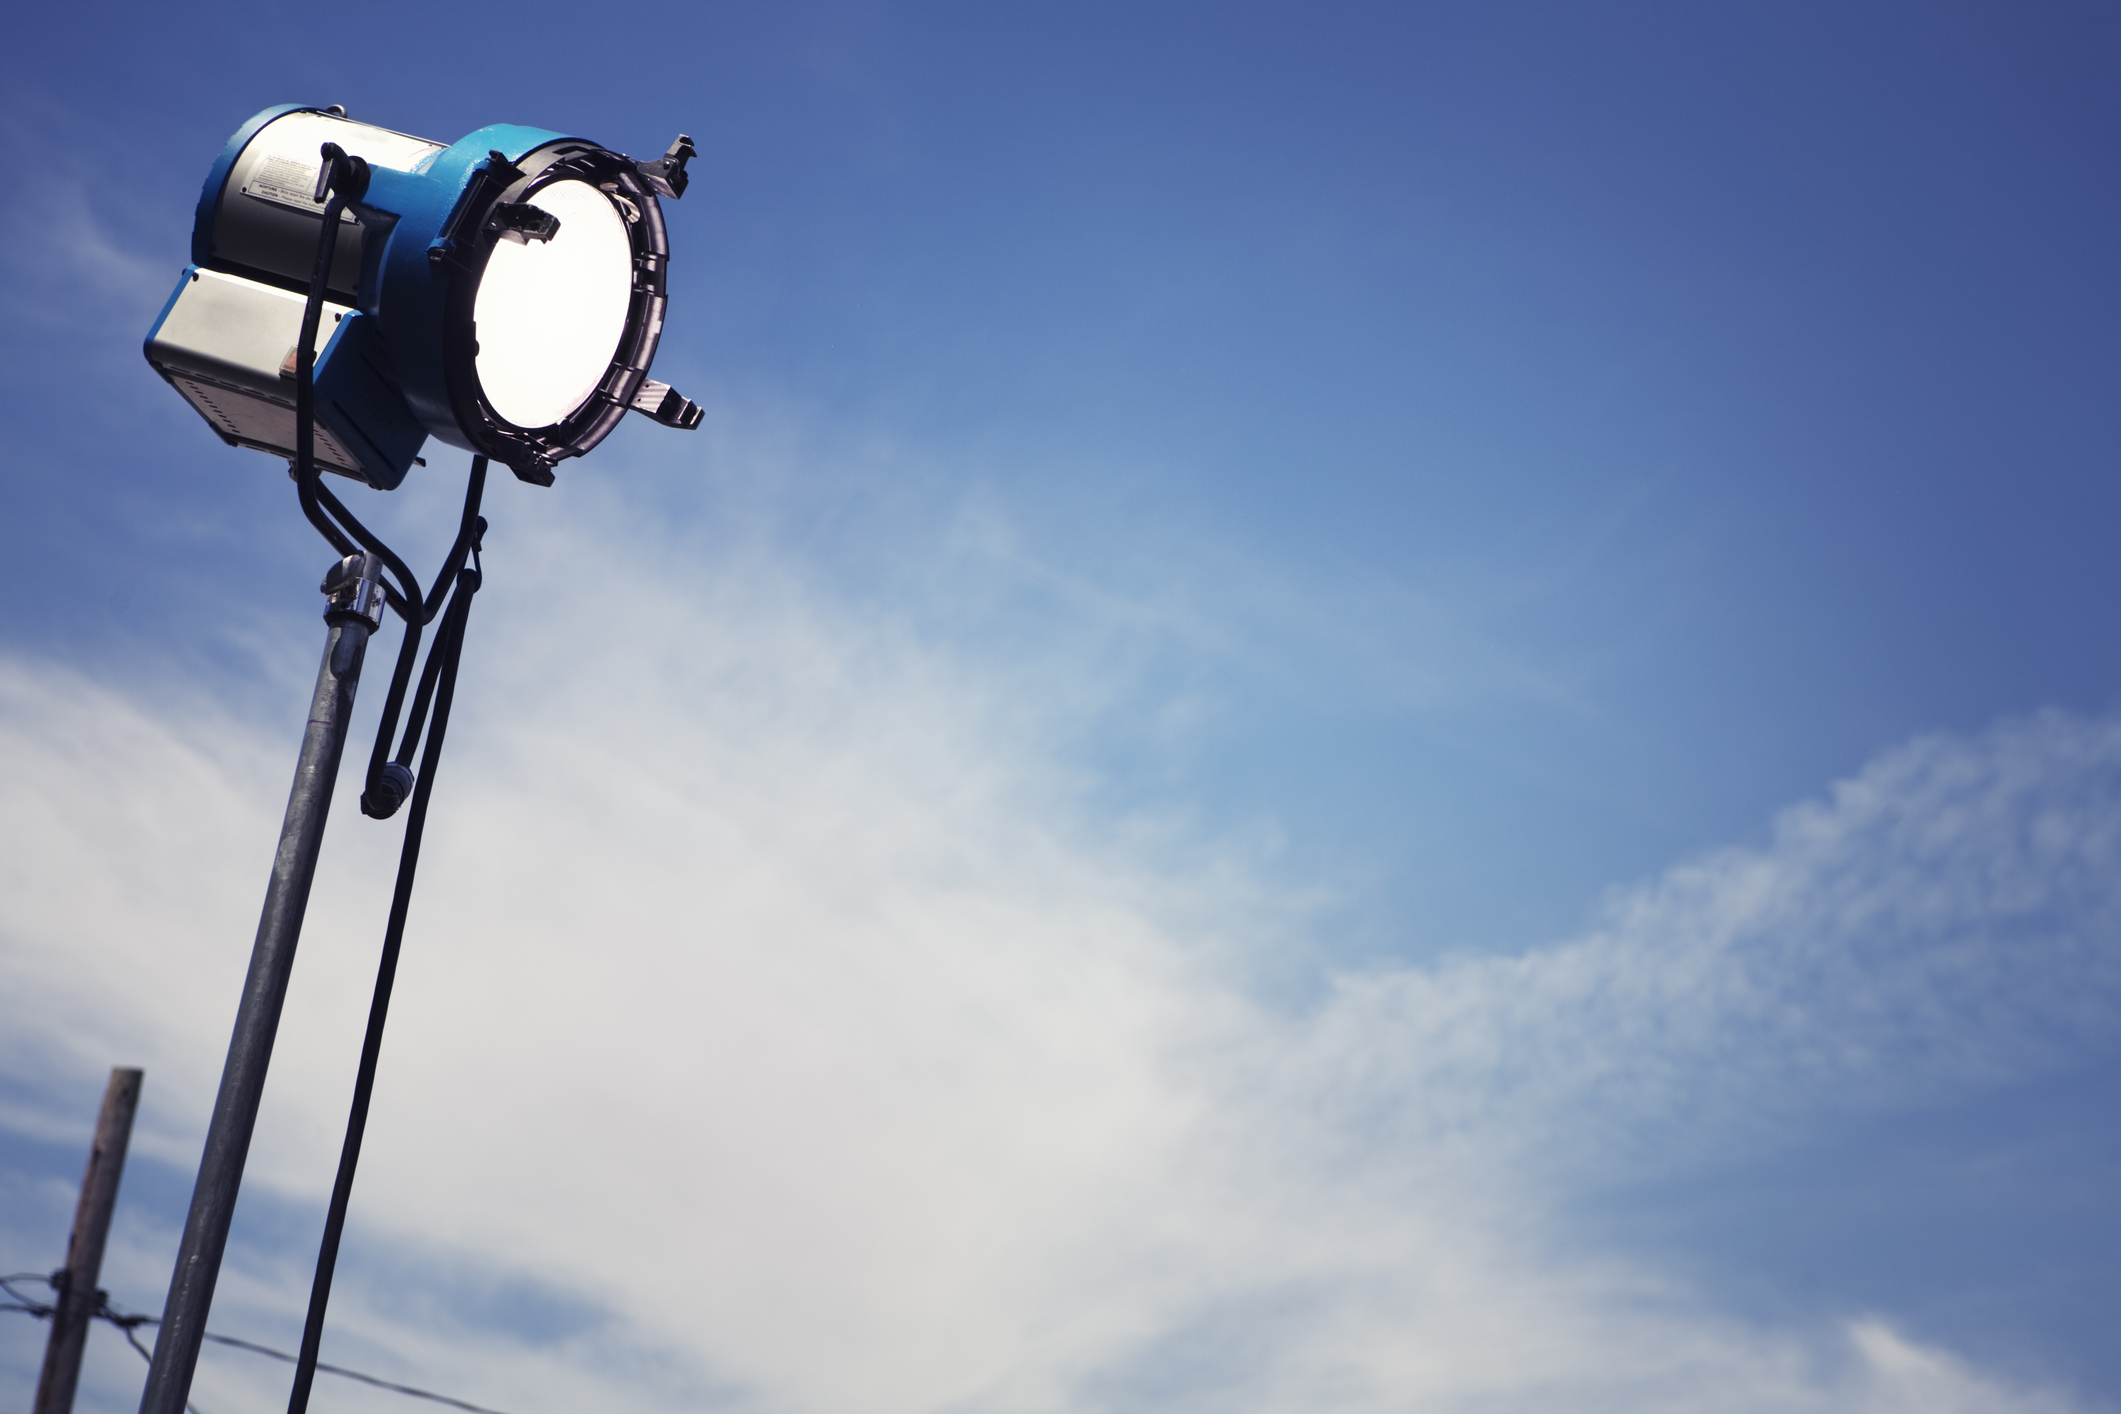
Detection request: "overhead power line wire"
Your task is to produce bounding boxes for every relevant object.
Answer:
[193,1330,512,1414]
[3,1277,205,1414]
[1,1274,512,1414]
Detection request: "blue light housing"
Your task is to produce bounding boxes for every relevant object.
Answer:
[146,105,700,490]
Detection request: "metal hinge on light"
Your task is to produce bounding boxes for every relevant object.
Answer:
[630,379,703,429]
[635,135,696,200]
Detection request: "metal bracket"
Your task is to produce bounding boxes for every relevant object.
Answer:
[321,551,387,628]
[428,150,528,272]
[629,379,703,430]
[635,135,695,200]
[490,202,561,245]
[509,456,557,488]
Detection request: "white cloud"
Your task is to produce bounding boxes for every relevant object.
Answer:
[3,488,2117,1414]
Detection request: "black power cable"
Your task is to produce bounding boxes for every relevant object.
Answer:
[278,144,496,1414]
[361,460,488,820]
[288,558,481,1414]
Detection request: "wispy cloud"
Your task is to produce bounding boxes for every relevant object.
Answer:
[1294,709,2121,1177]
[0,97,179,349]
[2,486,2116,1414]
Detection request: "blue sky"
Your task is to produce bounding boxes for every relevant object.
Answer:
[4,3,2120,1412]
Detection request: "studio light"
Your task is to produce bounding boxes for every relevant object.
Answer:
[146,104,700,490]
[134,104,703,1414]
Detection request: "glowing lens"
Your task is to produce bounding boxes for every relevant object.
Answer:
[472,180,633,428]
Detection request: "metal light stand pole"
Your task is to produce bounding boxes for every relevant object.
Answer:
[137,552,387,1414]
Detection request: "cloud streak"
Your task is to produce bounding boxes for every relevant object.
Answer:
[1295,709,2121,1176]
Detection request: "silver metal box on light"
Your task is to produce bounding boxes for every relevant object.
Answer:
[149,268,369,476]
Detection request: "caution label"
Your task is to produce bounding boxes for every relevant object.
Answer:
[243,156,357,222]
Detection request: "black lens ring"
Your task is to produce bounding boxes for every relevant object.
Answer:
[439,142,670,483]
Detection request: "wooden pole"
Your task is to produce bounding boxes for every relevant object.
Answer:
[35,1067,144,1414]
